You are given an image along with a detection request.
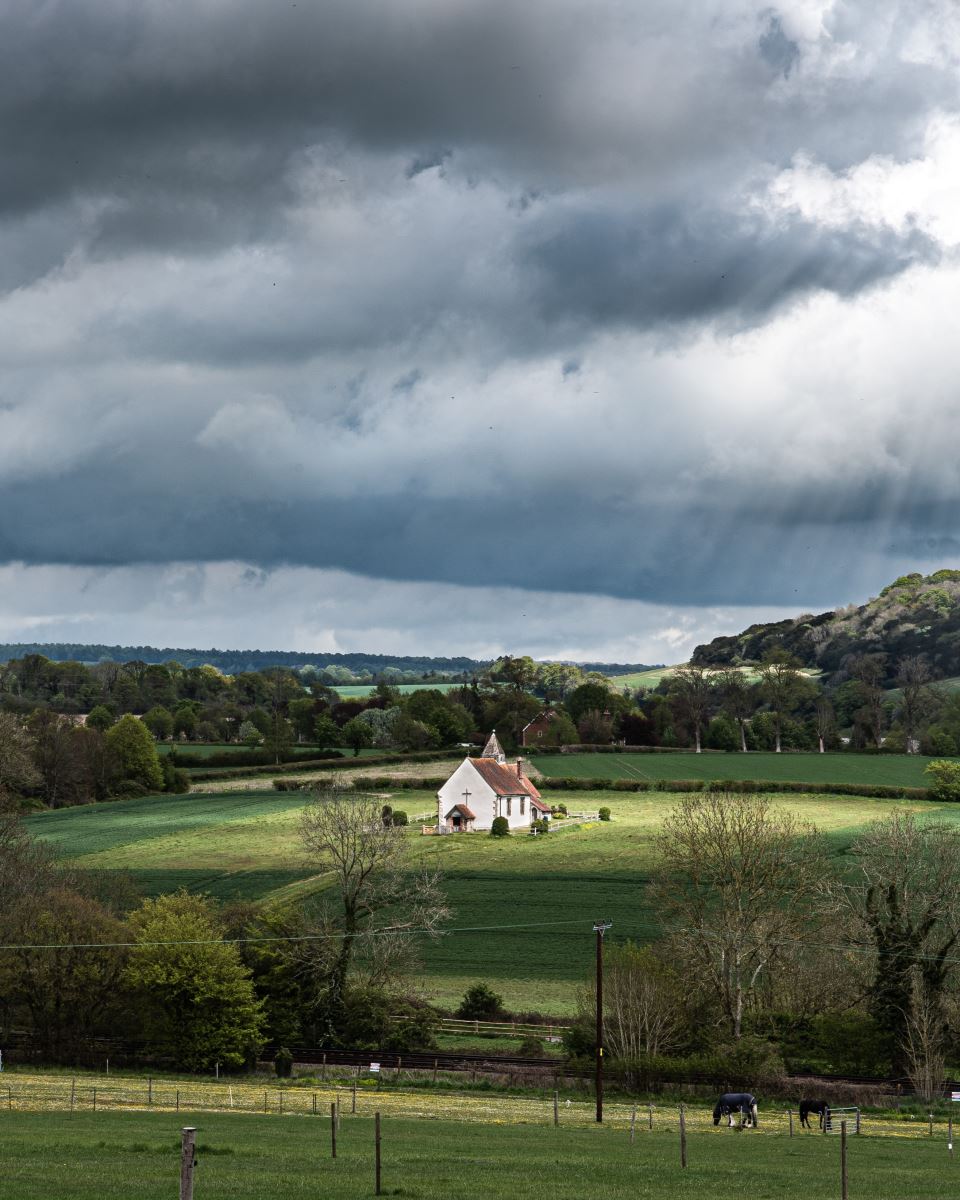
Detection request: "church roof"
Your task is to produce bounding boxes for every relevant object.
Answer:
[445,803,476,820]
[470,757,542,799]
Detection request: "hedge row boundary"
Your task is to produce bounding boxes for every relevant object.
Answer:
[194,749,455,783]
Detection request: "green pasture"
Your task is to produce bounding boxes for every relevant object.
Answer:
[2,1109,956,1200]
[25,785,958,1013]
[531,750,935,788]
[332,682,463,698]
[606,665,822,691]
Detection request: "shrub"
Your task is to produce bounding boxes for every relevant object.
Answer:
[598,806,611,821]
[456,982,505,1021]
[926,759,960,802]
[518,1035,544,1057]
[532,818,550,834]
[391,809,408,826]
[274,1047,293,1078]
[490,816,510,837]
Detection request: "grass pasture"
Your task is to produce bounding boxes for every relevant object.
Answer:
[1,1095,957,1200]
[331,682,464,698]
[605,665,822,691]
[25,784,960,1012]
[531,750,935,789]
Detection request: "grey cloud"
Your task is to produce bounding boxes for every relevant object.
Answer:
[523,204,938,333]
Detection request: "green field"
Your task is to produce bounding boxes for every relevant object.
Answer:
[606,665,822,691]
[25,783,956,1012]
[332,682,464,698]
[2,1108,955,1200]
[531,751,935,788]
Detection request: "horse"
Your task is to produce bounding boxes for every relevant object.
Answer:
[713,1093,758,1128]
[799,1100,829,1129]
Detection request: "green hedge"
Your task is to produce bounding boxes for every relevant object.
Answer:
[537,777,930,800]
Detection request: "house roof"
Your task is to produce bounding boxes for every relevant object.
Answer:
[445,803,476,820]
[469,757,543,799]
[522,710,557,733]
[530,795,551,814]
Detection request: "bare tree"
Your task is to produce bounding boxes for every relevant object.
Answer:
[669,664,713,753]
[815,697,835,755]
[904,980,946,1103]
[0,713,39,798]
[848,653,887,748]
[650,792,828,1039]
[576,942,683,1061]
[299,782,451,1024]
[830,812,960,1072]
[715,667,755,753]
[757,651,807,753]
[896,656,936,752]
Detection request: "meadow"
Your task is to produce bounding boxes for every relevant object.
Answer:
[531,750,934,789]
[25,783,956,1013]
[331,682,464,698]
[1,1103,956,1200]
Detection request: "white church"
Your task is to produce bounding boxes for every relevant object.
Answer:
[436,732,551,832]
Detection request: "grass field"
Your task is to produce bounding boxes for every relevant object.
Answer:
[25,784,957,1013]
[331,682,464,698]
[2,1103,956,1199]
[531,750,935,788]
[605,665,822,691]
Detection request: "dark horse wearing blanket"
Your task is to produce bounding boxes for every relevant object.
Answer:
[713,1093,758,1128]
[799,1100,829,1129]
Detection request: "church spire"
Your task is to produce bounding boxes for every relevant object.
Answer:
[481,730,506,763]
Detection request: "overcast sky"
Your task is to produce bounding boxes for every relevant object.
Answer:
[2,0,960,662]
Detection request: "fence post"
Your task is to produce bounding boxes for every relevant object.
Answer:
[353,1077,357,1114]
[855,1108,860,1136]
[180,1127,197,1200]
[433,1059,438,1085]
[679,1105,687,1169]
[279,1090,284,1116]
[321,1052,326,1081]
[930,1112,934,1137]
[648,1104,654,1131]
[630,1106,636,1145]
[70,1079,76,1113]
[554,1091,559,1127]
[840,1120,848,1200]
[92,1088,97,1113]
[176,1090,180,1113]
[376,1111,382,1196]
[331,1102,337,1159]
[949,1110,953,1158]
[788,1109,793,1138]
[148,1077,153,1107]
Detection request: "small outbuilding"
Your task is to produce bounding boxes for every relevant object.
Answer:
[437,731,550,832]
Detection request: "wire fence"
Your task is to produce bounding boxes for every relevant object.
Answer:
[0,1072,953,1141]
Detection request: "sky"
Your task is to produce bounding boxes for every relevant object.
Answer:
[3,0,960,663]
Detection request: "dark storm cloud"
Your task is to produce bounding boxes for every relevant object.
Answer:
[524,205,938,332]
[3,0,960,619]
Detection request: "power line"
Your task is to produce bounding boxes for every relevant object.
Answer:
[0,916,593,953]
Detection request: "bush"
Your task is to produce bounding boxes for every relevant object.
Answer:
[391,809,408,826]
[532,819,550,834]
[490,816,510,837]
[160,756,191,794]
[456,983,505,1021]
[598,806,611,821]
[274,1047,293,1078]
[926,758,960,801]
[518,1035,544,1057]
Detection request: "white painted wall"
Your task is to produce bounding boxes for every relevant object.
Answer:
[436,759,534,831]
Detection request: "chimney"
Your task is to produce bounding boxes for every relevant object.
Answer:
[516,758,523,777]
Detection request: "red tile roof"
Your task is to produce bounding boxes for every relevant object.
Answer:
[445,803,476,820]
[470,758,542,799]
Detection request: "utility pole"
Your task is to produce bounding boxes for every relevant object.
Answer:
[594,920,612,1123]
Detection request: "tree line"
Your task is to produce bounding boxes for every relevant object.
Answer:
[566,793,960,1099]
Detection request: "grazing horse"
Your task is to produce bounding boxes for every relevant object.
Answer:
[799,1100,829,1130]
[713,1093,758,1128]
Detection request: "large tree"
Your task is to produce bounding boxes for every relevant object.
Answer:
[126,891,264,1070]
[895,656,937,752]
[650,792,827,1039]
[714,666,755,753]
[105,714,164,792]
[668,664,713,753]
[299,785,450,1036]
[757,650,807,753]
[832,812,960,1073]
